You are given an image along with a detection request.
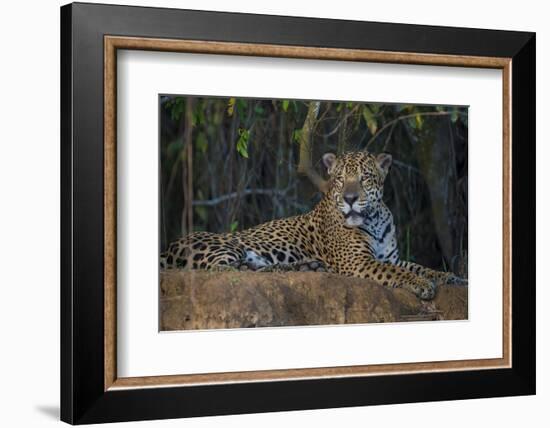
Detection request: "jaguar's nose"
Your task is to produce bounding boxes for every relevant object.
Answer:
[343,193,358,206]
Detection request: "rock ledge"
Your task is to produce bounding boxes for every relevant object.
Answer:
[160,270,468,331]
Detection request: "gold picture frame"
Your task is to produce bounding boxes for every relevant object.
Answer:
[104,36,511,391]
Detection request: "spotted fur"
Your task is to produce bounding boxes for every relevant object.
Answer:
[160,151,467,299]
[356,179,467,287]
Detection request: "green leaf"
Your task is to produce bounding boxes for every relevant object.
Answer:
[169,98,185,122]
[362,106,378,134]
[282,100,290,112]
[415,114,424,130]
[236,128,250,158]
[292,129,302,143]
[237,142,249,158]
[229,221,239,232]
[227,98,236,116]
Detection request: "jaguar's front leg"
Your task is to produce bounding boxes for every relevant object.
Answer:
[397,261,468,287]
[358,260,436,300]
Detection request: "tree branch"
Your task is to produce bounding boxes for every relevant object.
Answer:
[181,98,194,236]
[365,110,461,149]
[192,188,290,207]
[315,105,360,138]
[297,101,328,192]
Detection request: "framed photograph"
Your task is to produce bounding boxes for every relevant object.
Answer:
[157,95,470,332]
[61,2,535,424]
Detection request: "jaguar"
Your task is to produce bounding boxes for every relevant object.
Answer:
[160,151,467,299]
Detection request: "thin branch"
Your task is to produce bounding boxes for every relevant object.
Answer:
[393,160,421,174]
[382,121,397,152]
[365,110,460,149]
[315,105,360,138]
[316,102,333,124]
[192,188,290,207]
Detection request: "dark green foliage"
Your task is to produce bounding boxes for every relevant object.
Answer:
[160,96,468,275]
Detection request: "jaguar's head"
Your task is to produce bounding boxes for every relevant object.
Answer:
[323,151,392,227]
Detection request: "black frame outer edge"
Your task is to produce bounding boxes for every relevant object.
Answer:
[510,34,536,392]
[60,2,536,424]
[60,4,74,425]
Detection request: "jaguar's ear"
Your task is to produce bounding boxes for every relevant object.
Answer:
[376,153,392,175]
[322,152,337,175]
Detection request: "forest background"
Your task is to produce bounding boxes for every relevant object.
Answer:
[160,96,468,275]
